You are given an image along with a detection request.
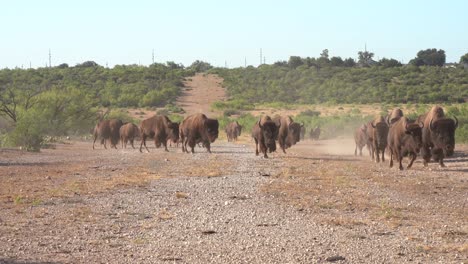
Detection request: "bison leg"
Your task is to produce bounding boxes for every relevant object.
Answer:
[421,145,431,167]
[130,139,135,149]
[102,138,107,149]
[398,155,404,170]
[205,142,211,153]
[407,153,416,169]
[93,135,98,150]
[389,151,394,168]
[140,134,149,153]
[354,144,358,156]
[381,148,385,162]
[163,140,169,152]
[254,138,259,156]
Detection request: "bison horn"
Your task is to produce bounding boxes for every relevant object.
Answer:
[405,122,410,132]
[371,122,376,128]
[258,117,263,128]
[419,121,424,129]
[301,122,305,127]
[386,115,390,125]
[454,116,458,128]
[429,118,435,131]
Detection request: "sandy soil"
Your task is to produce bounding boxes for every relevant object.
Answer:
[176,73,226,118]
[0,138,466,263]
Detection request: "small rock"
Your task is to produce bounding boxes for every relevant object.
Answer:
[326,255,345,262]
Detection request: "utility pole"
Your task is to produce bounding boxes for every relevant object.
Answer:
[48,49,52,67]
[225,60,227,68]
[263,56,266,64]
[152,49,155,64]
[260,48,262,66]
[29,61,31,69]
[244,57,247,67]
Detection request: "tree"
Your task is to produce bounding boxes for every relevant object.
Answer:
[410,48,446,66]
[343,58,356,67]
[460,53,468,64]
[288,56,304,69]
[76,61,99,67]
[320,49,329,59]
[330,56,344,67]
[166,61,184,70]
[358,51,375,67]
[379,58,402,68]
[189,60,213,72]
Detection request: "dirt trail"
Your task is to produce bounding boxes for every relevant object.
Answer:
[176,73,227,118]
[0,139,467,263]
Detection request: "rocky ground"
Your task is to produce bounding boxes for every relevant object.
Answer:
[0,138,467,264]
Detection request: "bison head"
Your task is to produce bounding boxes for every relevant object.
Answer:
[259,121,279,152]
[287,122,303,146]
[405,122,424,152]
[372,122,389,149]
[168,122,180,143]
[429,117,457,157]
[205,118,219,143]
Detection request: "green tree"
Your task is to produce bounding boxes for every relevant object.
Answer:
[343,58,356,67]
[330,57,344,67]
[379,58,402,68]
[460,53,468,64]
[410,48,446,66]
[288,56,304,69]
[189,60,213,72]
[358,51,375,66]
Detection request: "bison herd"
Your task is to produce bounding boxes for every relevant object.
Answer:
[93,105,458,170]
[354,105,458,170]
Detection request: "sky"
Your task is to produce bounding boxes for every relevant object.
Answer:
[1,0,467,69]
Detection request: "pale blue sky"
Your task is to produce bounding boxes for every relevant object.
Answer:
[1,0,467,68]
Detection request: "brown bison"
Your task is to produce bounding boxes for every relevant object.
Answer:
[252,116,280,158]
[179,113,219,154]
[354,124,367,156]
[366,116,389,163]
[309,126,321,140]
[119,123,140,149]
[225,121,243,142]
[387,117,424,170]
[273,116,303,153]
[387,108,404,126]
[139,115,179,152]
[416,106,458,167]
[93,119,123,149]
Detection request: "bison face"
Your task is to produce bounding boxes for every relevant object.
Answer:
[430,119,457,157]
[405,123,423,151]
[261,123,278,151]
[205,119,219,143]
[288,123,302,145]
[168,122,180,142]
[374,123,389,148]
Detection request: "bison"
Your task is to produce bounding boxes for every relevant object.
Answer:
[416,106,458,167]
[120,123,140,149]
[387,117,424,170]
[309,126,321,140]
[354,124,367,156]
[252,116,280,158]
[179,113,219,154]
[225,121,243,142]
[387,108,404,126]
[273,116,303,153]
[366,116,389,163]
[139,115,179,152]
[92,119,123,149]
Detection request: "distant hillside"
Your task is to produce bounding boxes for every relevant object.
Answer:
[211,64,468,105]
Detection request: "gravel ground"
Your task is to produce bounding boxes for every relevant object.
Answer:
[0,140,467,263]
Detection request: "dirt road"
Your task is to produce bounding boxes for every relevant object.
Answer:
[0,139,466,263]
